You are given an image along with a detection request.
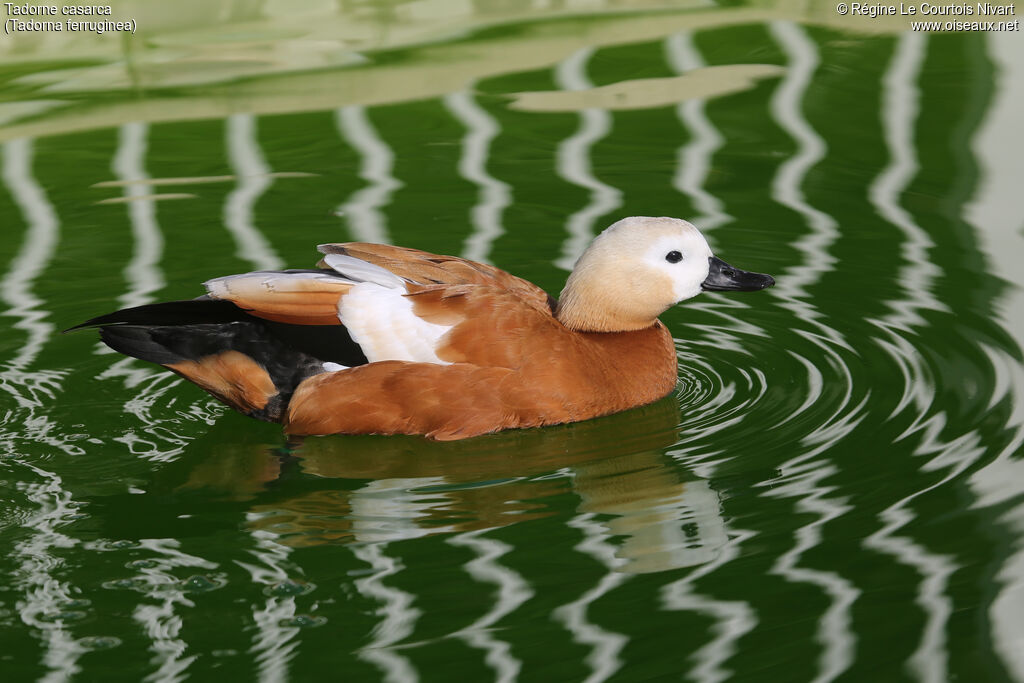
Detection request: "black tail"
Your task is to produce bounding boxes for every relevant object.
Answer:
[69,299,368,422]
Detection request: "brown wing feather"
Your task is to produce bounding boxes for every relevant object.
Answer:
[205,244,553,327]
[318,243,554,314]
[205,273,352,325]
[403,283,569,368]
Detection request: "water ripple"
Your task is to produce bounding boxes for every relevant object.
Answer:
[448,530,532,682]
[131,538,218,683]
[552,512,629,683]
[13,463,85,683]
[112,122,165,310]
[335,106,400,244]
[237,527,302,683]
[444,89,512,264]
[224,113,285,271]
[554,47,622,271]
[353,542,421,683]
[665,32,731,232]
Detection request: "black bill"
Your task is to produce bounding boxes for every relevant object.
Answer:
[701,256,775,292]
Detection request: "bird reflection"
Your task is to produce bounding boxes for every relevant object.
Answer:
[172,395,729,573]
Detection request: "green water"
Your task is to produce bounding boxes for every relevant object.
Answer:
[2,1,1024,681]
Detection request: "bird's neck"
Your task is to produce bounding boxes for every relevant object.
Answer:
[555,288,661,333]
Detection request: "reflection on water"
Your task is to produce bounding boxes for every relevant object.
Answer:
[509,64,785,112]
[230,398,726,575]
[967,33,1024,681]
[1,1,1024,681]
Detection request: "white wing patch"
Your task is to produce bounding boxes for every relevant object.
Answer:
[321,253,407,289]
[339,282,452,365]
[204,255,447,364]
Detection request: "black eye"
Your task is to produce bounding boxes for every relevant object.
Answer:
[665,251,683,263]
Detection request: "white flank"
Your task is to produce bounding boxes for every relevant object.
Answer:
[339,283,452,365]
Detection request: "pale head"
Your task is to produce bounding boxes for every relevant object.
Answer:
[556,216,773,332]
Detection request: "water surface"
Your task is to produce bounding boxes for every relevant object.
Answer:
[2,1,1024,681]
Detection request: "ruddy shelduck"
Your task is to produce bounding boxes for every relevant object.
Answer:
[72,217,774,440]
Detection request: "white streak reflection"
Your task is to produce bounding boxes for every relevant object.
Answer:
[869,32,949,426]
[98,126,218,456]
[350,477,456,544]
[335,106,400,244]
[353,543,421,683]
[573,454,753,683]
[449,530,532,683]
[554,47,622,270]
[768,21,838,301]
[14,463,84,683]
[766,21,850,357]
[553,513,629,683]
[444,90,511,264]
[3,139,88,679]
[225,114,284,271]
[665,32,730,232]
[237,526,300,683]
[0,138,63,408]
[870,33,948,324]
[133,538,218,683]
[348,478,451,681]
[96,359,196,463]
[862,32,964,683]
[965,32,1024,681]
[761,22,859,683]
[764,16,864,453]
[763,464,859,683]
[113,122,165,309]
[661,525,758,683]
[863,488,963,683]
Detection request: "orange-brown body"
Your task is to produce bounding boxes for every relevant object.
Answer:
[285,320,677,440]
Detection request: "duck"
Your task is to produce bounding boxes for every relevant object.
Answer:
[70,216,774,440]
